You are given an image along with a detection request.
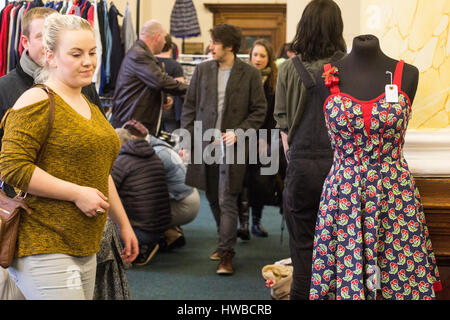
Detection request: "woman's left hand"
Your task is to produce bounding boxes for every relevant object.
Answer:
[119,225,139,264]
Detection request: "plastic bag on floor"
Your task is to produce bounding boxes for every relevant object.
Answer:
[262,258,293,300]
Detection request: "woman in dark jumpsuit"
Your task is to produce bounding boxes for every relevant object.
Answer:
[274,0,347,300]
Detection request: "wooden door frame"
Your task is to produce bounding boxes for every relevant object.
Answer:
[204,3,286,54]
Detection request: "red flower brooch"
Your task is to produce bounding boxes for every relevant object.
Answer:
[322,66,340,88]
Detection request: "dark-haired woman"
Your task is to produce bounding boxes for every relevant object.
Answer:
[274,0,346,300]
[237,39,286,239]
[275,42,296,67]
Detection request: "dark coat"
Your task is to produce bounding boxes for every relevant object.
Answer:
[111,138,171,233]
[181,58,267,194]
[111,40,188,135]
[246,79,286,208]
[260,80,276,131]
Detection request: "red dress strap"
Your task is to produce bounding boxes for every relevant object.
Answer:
[393,60,405,92]
[323,64,340,95]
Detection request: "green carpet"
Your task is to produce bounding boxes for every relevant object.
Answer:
[126,190,290,300]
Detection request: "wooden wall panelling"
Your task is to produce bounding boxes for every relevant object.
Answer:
[204,4,286,54]
[415,178,450,299]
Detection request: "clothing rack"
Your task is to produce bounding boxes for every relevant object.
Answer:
[0,0,136,92]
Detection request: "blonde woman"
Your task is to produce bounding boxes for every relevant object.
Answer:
[0,13,138,300]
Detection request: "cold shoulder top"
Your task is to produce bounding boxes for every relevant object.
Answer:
[0,92,120,258]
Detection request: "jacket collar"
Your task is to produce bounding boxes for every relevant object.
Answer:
[210,55,244,72]
[209,56,245,86]
[136,39,159,64]
[227,57,245,82]
[208,56,246,119]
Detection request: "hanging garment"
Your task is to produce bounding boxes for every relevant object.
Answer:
[8,2,23,72]
[87,3,94,26]
[80,0,90,20]
[97,0,112,94]
[18,1,35,58]
[122,3,136,54]
[56,1,64,12]
[0,3,14,77]
[106,3,124,94]
[67,0,80,16]
[309,61,441,300]
[170,0,201,39]
[102,0,112,85]
[14,4,25,56]
[93,1,103,92]
[60,1,69,14]
[6,3,18,73]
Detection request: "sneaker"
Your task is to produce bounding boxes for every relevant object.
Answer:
[217,251,234,275]
[133,243,159,266]
[210,250,220,261]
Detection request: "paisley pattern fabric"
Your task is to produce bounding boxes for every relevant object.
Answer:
[309,61,441,300]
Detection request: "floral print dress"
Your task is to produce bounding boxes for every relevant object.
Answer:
[309,61,441,300]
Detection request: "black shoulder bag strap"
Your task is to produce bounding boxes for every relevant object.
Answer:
[291,55,315,89]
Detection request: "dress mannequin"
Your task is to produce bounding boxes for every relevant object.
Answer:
[316,35,419,103]
[309,34,441,300]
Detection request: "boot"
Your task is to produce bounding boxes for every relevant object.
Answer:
[237,188,251,240]
[252,206,268,237]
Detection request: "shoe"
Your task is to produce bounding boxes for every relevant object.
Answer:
[237,225,251,241]
[252,223,268,237]
[133,243,159,266]
[158,237,169,252]
[164,227,186,250]
[168,235,186,250]
[217,251,234,275]
[210,250,220,261]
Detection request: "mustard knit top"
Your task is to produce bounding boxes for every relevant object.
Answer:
[0,93,120,258]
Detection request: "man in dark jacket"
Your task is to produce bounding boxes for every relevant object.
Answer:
[0,7,103,197]
[112,128,172,266]
[111,19,188,135]
[180,24,267,275]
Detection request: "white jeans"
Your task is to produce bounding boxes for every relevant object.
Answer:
[8,253,96,300]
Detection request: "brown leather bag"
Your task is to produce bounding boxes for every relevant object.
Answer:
[0,84,55,268]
